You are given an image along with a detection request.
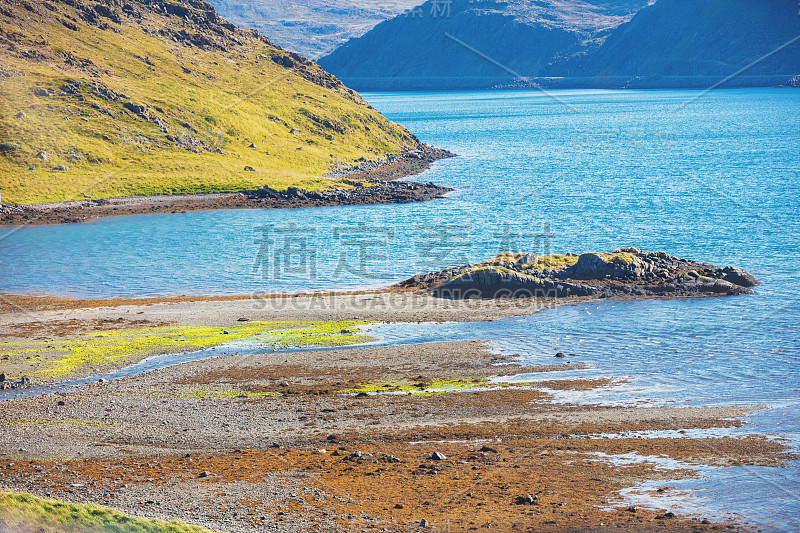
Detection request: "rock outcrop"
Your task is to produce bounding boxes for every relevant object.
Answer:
[251,176,452,206]
[397,248,758,300]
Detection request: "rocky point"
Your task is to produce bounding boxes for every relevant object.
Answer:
[397,248,759,299]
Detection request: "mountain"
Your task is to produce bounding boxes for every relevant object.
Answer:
[317,0,652,90]
[559,0,800,83]
[0,0,429,204]
[208,0,421,59]
[318,0,800,90]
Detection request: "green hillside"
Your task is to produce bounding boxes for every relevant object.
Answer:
[0,0,425,204]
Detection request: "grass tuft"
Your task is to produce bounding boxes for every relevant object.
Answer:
[0,491,220,533]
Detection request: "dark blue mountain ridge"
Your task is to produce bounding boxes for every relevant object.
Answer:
[317,0,651,89]
[317,0,800,90]
[561,0,800,78]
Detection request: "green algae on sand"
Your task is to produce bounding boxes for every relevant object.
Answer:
[0,321,373,382]
[337,377,537,396]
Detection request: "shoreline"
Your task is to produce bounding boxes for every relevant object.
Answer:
[0,286,752,387]
[0,253,783,532]
[0,246,760,387]
[0,334,790,532]
[0,286,790,532]
[0,147,455,227]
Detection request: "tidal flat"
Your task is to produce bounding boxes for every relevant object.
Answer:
[0,290,793,532]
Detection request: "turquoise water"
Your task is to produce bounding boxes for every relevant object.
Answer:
[1,89,798,298]
[1,89,799,529]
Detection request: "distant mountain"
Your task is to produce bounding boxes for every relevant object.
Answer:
[317,0,651,90]
[0,0,428,204]
[208,0,421,59]
[318,0,800,90]
[559,0,800,83]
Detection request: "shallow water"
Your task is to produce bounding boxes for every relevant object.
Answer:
[1,89,799,529]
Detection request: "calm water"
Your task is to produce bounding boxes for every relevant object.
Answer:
[1,89,799,529]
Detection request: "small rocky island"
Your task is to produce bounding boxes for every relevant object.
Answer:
[398,248,759,299]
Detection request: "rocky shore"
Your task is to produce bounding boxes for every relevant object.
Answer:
[398,248,759,299]
[0,147,454,226]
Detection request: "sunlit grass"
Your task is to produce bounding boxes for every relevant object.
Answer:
[0,492,220,533]
[0,3,419,204]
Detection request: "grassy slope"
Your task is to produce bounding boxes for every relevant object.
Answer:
[0,0,423,204]
[0,492,219,533]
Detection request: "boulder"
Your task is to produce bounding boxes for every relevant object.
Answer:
[285,186,308,200]
[517,253,537,266]
[434,266,597,299]
[569,253,612,279]
[53,165,69,171]
[0,142,20,152]
[722,267,759,287]
[254,185,280,199]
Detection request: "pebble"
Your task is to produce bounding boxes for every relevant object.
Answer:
[515,494,538,505]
